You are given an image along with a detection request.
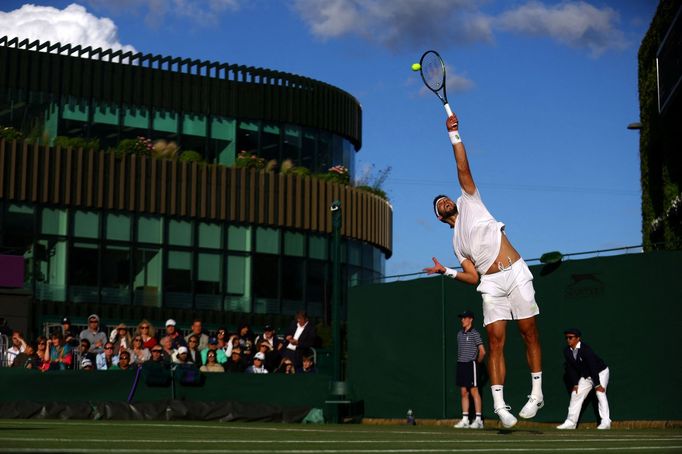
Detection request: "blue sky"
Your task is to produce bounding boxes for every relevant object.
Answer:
[0,0,658,277]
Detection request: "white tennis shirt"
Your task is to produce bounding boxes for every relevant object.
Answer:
[452,189,505,275]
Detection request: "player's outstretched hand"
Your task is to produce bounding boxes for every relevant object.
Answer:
[424,257,445,275]
[446,113,459,132]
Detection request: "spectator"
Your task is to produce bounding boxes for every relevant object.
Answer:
[173,346,190,364]
[276,358,296,375]
[130,336,150,364]
[61,317,79,347]
[245,352,268,374]
[216,327,229,350]
[80,358,95,371]
[45,332,73,370]
[201,337,227,364]
[163,319,186,350]
[284,311,317,368]
[6,330,27,367]
[35,336,48,371]
[453,310,486,429]
[200,350,224,373]
[111,351,132,371]
[255,324,282,352]
[299,354,317,374]
[135,319,157,349]
[237,323,255,357]
[224,348,246,373]
[185,319,209,351]
[256,340,278,373]
[159,336,175,364]
[96,342,118,370]
[79,314,107,354]
[110,323,132,353]
[77,338,97,366]
[186,335,203,367]
[149,345,165,363]
[12,342,39,369]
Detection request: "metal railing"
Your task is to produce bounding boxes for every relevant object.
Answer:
[0,334,8,367]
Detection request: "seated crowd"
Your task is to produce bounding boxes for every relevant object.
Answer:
[3,310,318,375]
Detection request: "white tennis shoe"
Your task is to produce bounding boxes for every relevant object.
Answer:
[453,419,470,428]
[518,395,544,419]
[469,419,484,429]
[494,405,518,428]
[556,420,577,430]
[597,420,611,430]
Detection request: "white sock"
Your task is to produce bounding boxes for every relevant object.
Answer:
[475,413,482,421]
[531,372,543,397]
[491,385,506,409]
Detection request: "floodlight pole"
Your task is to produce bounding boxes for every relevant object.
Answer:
[330,200,342,382]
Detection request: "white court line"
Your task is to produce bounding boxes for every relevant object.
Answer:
[1,447,681,453]
[1,437,681,444]
[0,420,679,438]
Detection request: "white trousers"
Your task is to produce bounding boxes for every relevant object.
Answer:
[564,367,610,424]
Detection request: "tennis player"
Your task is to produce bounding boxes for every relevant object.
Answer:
[424,111,543,428]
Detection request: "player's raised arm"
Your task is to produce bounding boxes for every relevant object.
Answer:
[446,113,476,195]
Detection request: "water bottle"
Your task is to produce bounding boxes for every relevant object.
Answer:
[406,409,415,425]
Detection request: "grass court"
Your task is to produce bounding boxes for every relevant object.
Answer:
[0,419,680,453]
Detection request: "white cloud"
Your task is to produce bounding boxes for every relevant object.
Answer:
[495,1,627,56]
[292,0,493,51]
[0,3,136,54]
[86,0,240,27]
[417,64,474,95]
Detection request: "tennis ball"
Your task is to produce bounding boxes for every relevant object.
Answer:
[411,63,421,71]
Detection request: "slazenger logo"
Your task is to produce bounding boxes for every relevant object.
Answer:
[565,273,605,299]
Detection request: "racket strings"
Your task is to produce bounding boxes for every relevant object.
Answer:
[422,53,445,91]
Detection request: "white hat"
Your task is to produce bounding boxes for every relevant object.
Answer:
[165,319,176,327]
[81,358,93,368]
[254,352,266,360]
[177,346,188,354]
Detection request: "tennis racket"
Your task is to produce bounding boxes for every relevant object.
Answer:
[419,50,453,117]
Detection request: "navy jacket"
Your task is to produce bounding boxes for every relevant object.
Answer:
[563,342,608,387]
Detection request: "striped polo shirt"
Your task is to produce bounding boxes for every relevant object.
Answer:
[457,328,482,362]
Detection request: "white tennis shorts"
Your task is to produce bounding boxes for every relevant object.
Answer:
[476,258,540,326]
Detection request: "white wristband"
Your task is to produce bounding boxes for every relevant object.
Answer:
[449,130,462,145]
[443,267,458,279]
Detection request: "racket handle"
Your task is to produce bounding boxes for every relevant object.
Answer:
[444,103,453,117]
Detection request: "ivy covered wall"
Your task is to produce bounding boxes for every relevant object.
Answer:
[638,1,682,250]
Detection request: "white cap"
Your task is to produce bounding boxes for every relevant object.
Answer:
[81,358,93,368]
[177,346,188,354]
[254,352,266,360]
[165,319,176,327]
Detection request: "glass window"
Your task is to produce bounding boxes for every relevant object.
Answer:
[282,125,301,162]
[92,102,119,125]
[35,238,67,302]
[89,102,120,150]
[282,256,304,301]
[196,252,223,310]
[2,204,34,254]
[348,240,362,266]
[133,248,162,307]
[181,114,207,158]
[237,120,259,155]
[168,219,192,246]
[309,234,328,260]
[73,211,99,239]
[137,216,162,244]
[306,260,327,304]
[284,231,305,257]
[301,129,316,170]
[166,250,192,308]
[227,254,250,296]
[41,208,68,236]
[256,227,279,254]
[317,131,332,173]
[211,116,236,166]
[153,110,179,135]
[69,242,99,303]
[121,105,150,141]
[227,225,251,251]
[254,253,278,299]
[343,138,356,178]
[106,213,131,241]
[198,222,221,249]
[101,246,130,304]
[260,123,280,162]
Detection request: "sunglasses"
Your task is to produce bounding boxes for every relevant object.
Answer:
[565,335,576,339]
[140,326,149,330]
[105,347,114,350]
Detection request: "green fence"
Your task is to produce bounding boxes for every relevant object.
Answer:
[348,251,682,422]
